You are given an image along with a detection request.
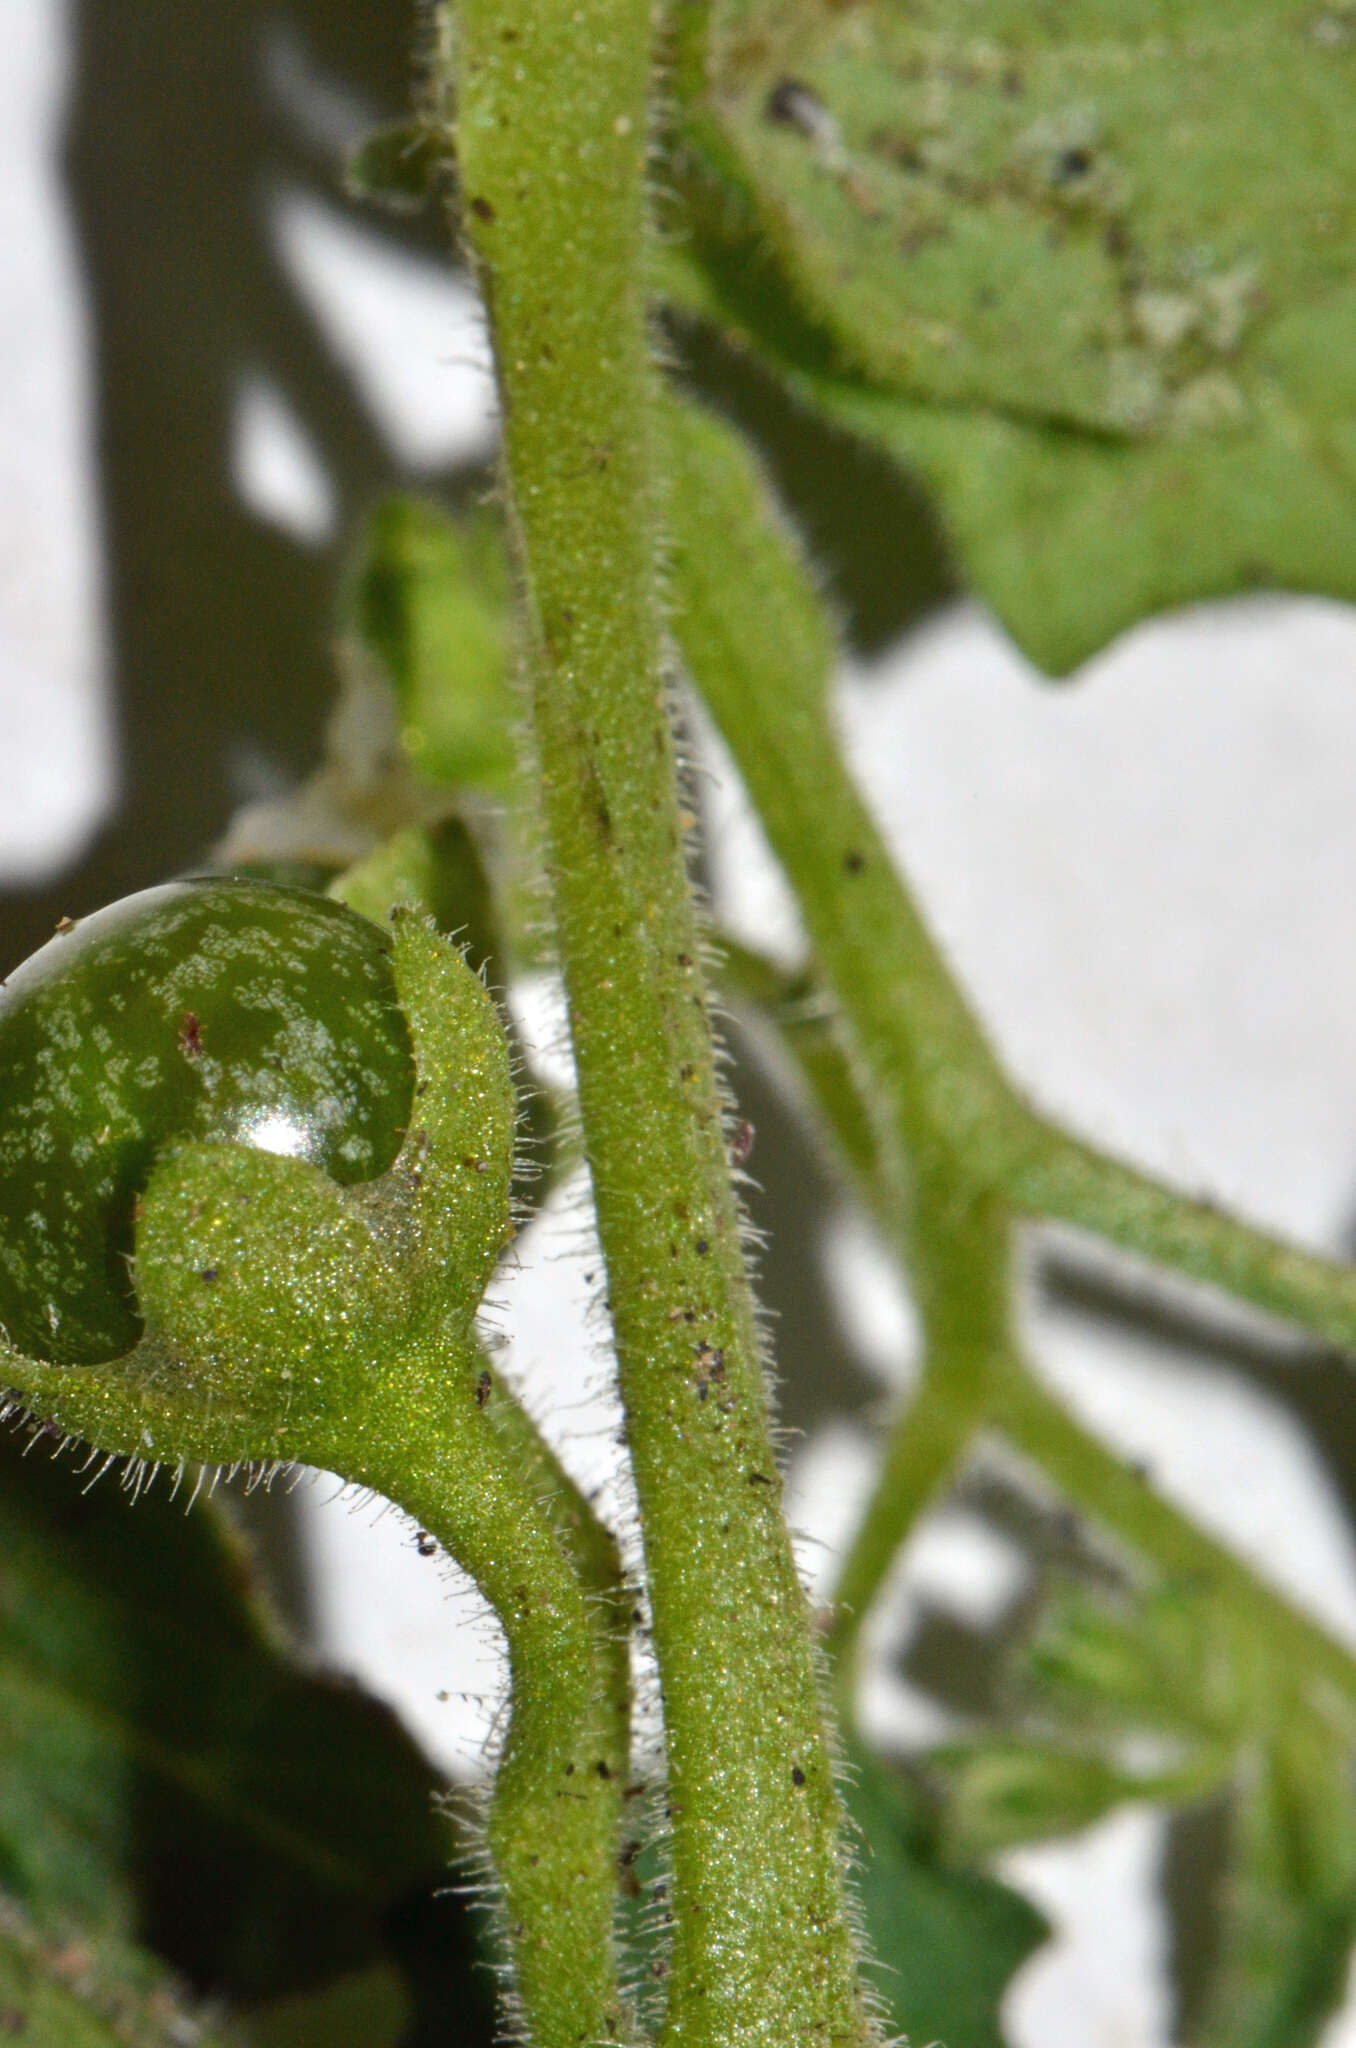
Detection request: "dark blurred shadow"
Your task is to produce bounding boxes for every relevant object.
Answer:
[0,0,489,970]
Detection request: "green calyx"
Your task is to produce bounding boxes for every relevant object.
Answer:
[0,888,516,1468]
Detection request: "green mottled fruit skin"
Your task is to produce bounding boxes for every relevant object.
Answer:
[0,879,415,1367]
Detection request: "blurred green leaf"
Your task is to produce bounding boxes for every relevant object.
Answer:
[673,0,1356,669]
[845,1744,1047,2048]
[934,1737,1177,1858]
[932,1582,1236,1854]
[0,1897,241,2048]
[345,121,452,216]
[332,818,499,961]
[349,498,516,795]
[1025,1583,1244,1745]
[0,1425,468,2007]
[1189,1722,1356,2048]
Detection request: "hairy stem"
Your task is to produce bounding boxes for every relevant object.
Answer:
[669,393,1356,1364]
[450,7,872,2042]
[825,1184,1009,1693]
[716,939,899,1232]
[313,1323,629,2048]
[1004,1122,1356,1356]
[666,396,1020,1204]
[667,391,1356,1726]
[481,1365,633,1788]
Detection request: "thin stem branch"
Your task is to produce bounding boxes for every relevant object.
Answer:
[716,937,900,1232]
[314,1323,630,2048]
[667,388,1356,1745]
[480,1364,633,1784]
[825,1187,1010,1694]
[450,9,873,2042]
[1004,1121,1356,1356]
[666,396,1021,1197]
[669,392,1356,1364]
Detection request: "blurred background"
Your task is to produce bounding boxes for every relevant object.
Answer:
[8,3,1356,2041]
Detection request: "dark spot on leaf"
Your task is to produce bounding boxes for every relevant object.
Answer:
[695,1238,709,1256]
[792,1765,806,1786]
[179,1010,203,1059]
[765,77,827,136]
[843,848,865,873]
[469,194,495,222]
[1052,147,1092,184]
[199,1267,218,1284]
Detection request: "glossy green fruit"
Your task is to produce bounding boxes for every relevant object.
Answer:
[0,879,415,1367]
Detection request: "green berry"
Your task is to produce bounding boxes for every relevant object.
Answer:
[0,879,415,1367]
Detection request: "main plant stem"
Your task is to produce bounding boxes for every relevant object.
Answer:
[451,6,872,2043]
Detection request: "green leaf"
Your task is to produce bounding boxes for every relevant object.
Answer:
[845,1744,1047,2048]
[345,121,452,216]
[1189,1723,1356,2048]
[1024,1584,1245,1747]
[931,1584,1240,1856]
[675,0,1356,668]
[787,355,1356,675]
[348,498,516,796]
[0,1898,242,2048]
[934,1738,1172,1858]
[0,1425,461,2004]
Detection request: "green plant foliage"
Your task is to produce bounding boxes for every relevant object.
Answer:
[349,499,517,797]
[17,4,1356,2041]
[0,1428,466,2010]
[673,0,1356,669]
[844,1746,1047,2048]
[927,1573,1356,2046]
[345,120,452,215]
[0,1899,243,2048]
[1190,1721,1356,2048]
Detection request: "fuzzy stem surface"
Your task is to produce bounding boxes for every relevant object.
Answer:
[310,1322,630,2048]
[451,6,873,2042]
[826,1184,1008,1690]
